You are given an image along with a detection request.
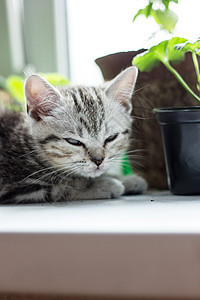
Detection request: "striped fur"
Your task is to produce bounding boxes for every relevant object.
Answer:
[0,67,147,203]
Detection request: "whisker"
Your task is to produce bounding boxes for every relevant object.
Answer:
[21,165,57,182]
[126,149,146,154]
[134,84,151,95]
[19,149,39,158]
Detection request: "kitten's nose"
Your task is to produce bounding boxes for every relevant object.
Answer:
[90,156,104,166]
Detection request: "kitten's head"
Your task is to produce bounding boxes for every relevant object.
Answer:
[24,67,138,178]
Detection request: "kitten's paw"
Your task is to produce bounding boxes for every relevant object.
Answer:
[97,177,125,199]
[121,174,148,195]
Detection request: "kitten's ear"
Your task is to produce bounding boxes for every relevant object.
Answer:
[105,66,138,113]
[24,74,62,121]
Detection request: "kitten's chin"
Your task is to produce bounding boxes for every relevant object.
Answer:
[80,168,105,178]
[88,170,104,178]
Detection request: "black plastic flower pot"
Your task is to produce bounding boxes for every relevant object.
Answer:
[154,107,200,195]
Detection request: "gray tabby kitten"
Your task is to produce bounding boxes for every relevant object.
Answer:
[0,67,147,204]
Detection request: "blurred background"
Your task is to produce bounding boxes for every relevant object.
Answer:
[0,0,199,86]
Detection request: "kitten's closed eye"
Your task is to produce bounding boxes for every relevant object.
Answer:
[65,135,119,148]
[65,138,84,147]
[104,134,118,145]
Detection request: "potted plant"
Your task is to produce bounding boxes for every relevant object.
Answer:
[95,0,186,190]
[132,37,200,195]
[95,0,200,193]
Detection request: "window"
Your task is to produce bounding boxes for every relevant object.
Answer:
[0,0,199,84]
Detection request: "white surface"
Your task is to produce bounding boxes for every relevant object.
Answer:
[1,190,200,298]
[1,190,200,234]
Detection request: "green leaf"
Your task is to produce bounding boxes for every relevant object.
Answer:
[152,9,178,32]
[133,0,179,32]
[132,51,161,72]
[121,152,133,176]
[133,9,145,22]
[132,40,167,72]
[5,73,69,106]
[40,73,69,87]
[6,75,24,103]
[175,39,200,55]
[133,35,200,102]
[167,37,187,62]
[133,2,153,22]
[132,37,187,72]
[162,0,178,9]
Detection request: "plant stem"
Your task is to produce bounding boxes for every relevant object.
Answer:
[163,61,200,102]
[192,51,200,91]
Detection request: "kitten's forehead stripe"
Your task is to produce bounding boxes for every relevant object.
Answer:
[39,135,60,144]
[80,116,91,133]
[71,91,82,113]
[70,86,105,135]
